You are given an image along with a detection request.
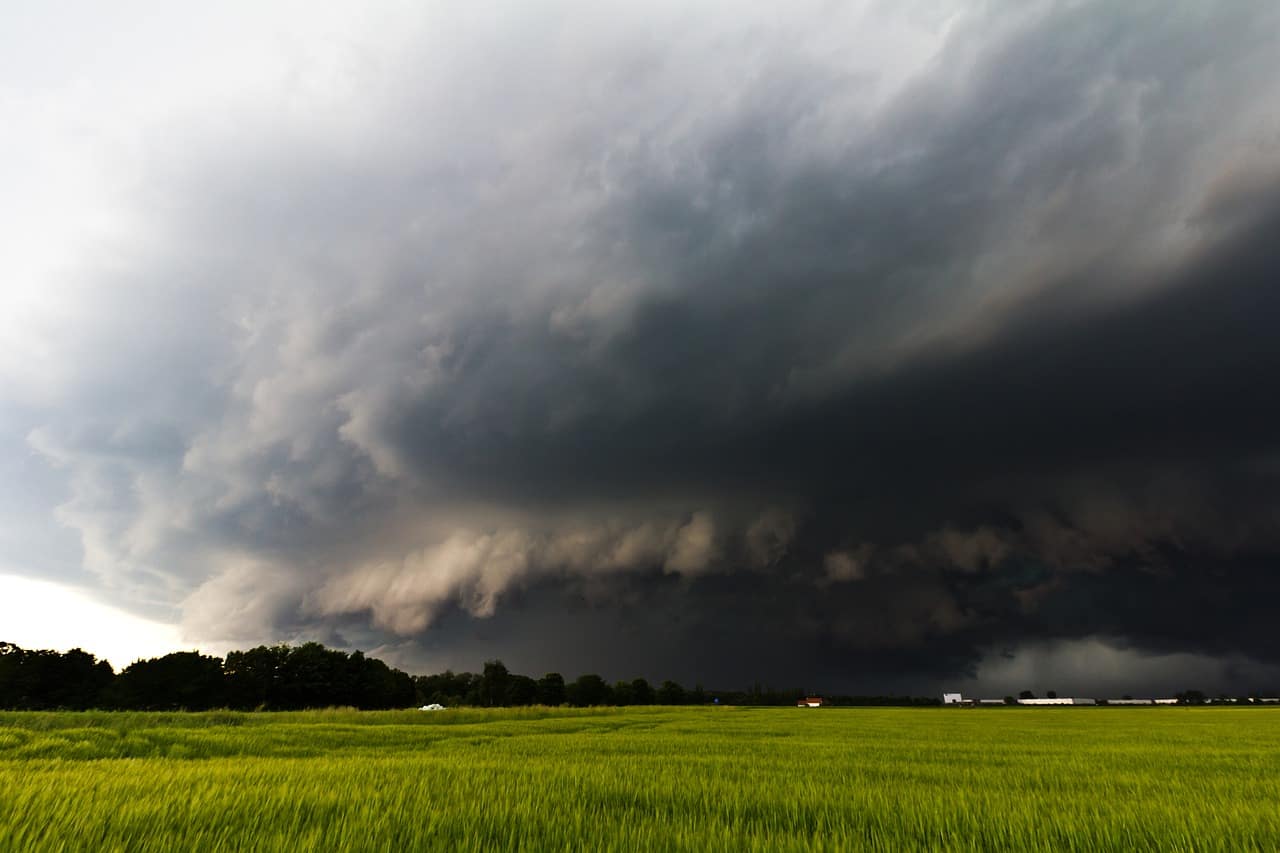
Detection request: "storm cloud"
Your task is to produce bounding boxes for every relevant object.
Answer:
[5,1,1280,693]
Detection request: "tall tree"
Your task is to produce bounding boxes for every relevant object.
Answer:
[276,642,352,709]
[479,660,510,707]
[109,652,225,710]
[630,678,654,705]
[0,644,115,710]
[657,680,686,705]
[536,672,566,706]
[415,670,478,707]
[506,674,538,706]
[567,674,611,706]
[224,645,289,709]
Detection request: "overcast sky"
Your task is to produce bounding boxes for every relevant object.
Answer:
[4,1,1280,695]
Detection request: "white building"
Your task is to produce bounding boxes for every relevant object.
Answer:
[942,693,964,704]
[1017,697,1096,705]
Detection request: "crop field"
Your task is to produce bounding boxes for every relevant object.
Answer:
[1,706,1278,851]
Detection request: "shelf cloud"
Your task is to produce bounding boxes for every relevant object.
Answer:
[5,1,1280,692]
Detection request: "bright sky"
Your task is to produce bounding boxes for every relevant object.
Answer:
[0,572,185,669]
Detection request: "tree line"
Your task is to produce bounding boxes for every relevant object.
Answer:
[0,641,941,711]
[416,664,941,708]
[0,641,415,711]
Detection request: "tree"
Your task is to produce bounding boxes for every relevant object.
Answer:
[657,680,686,705]
[0,643,21,708]
[479,660,510,707]
[536,673,566,706]
[109,652,225,710]
[222,643,414,710]
[276,643,352,709]
[349,652,415,709]
[506,675,538,706]
[224,645,289,709]
[612,680,635,706]
[1046,690,1058,699]
[566,674,611,706]
[1018,690,1036,701]
[629,678,654,705]
[415,670,477,707]
[0,644,113,710]
[51,648,114,709]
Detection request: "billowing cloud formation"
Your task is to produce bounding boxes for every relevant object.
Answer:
[5,1,1280,692]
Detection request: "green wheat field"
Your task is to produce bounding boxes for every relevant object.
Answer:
[1,706,1278,851]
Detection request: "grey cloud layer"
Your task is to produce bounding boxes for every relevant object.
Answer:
[10,1,1280,690]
